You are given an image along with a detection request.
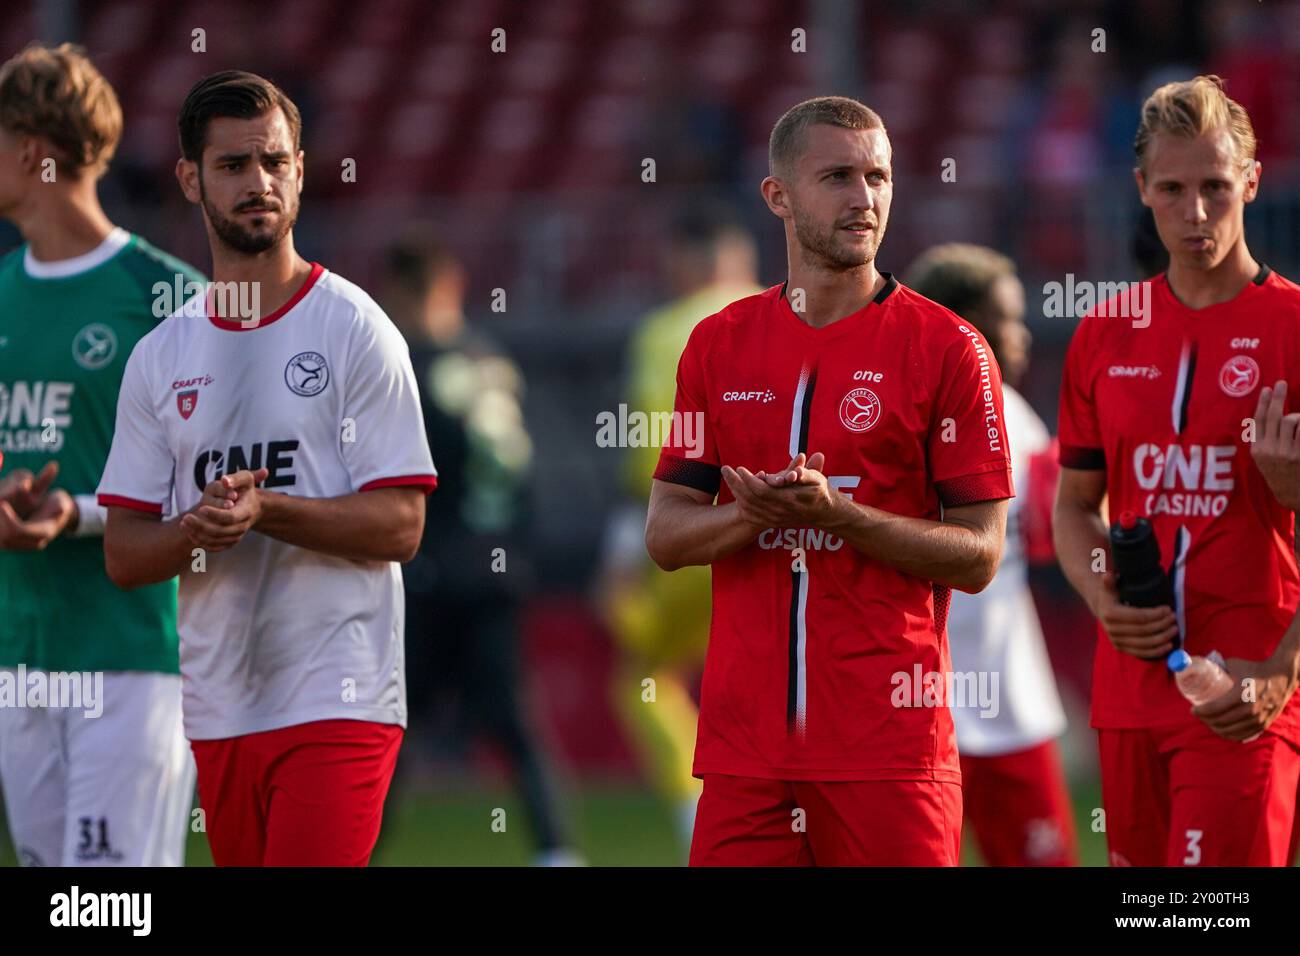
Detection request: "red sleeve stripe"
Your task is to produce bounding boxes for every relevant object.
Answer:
[359,474,439,494]
[653,455,721,496]
[97,494,163,515]
[1059,444,1106,470]
[935,469,1014,508]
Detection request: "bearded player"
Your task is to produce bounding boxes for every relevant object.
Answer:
[645,96,1013,866]
[0,44,201,867]
[99,71,436,866]
[1055,75,1300,866]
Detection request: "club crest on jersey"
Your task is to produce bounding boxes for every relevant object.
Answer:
[177,390,198,420]
[1219,355,1259,398]
[285,351,329,397]
[839,387,881,433]
[72,323,117,370]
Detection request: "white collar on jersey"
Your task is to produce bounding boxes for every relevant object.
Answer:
[23,226,130,279]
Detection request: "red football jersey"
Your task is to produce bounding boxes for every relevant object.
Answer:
[1058,265,1300,744]
[653,278,1015,781]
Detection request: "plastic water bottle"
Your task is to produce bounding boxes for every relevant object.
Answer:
[1167,649,1234,706]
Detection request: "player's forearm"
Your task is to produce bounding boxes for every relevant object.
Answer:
[104,512,195,589]
[254,489,423,563]
[820,497,1000,593]
[1268,610,1300,683]
[1052,497,1109,614]
[645,497,760,571]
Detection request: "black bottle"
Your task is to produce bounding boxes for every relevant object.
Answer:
[1109,511,1174,608]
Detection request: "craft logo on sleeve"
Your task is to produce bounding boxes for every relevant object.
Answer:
[284,351,329,397]
[0,380,73,452]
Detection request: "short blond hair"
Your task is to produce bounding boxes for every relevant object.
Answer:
[0,43,122,175]
[1134,74,1256,174]
[769,96,885,179]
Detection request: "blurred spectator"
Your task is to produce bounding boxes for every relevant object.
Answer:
[381,228,580,866]
[596,200,760,852]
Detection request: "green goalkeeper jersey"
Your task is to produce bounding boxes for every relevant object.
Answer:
[0,229,205,673]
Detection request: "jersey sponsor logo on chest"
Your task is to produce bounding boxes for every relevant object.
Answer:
[193,440,299,491]
[1132,443,1235,517]
[0,381,73,453]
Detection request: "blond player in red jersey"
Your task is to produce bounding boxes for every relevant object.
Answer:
[1055,75,1300,866]
[645,97,1013,866]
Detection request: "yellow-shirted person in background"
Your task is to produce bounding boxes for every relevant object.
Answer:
[597,203,760,851]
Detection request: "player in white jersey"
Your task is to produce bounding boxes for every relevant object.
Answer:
[905,245,1077,866]
[98,71,435,866]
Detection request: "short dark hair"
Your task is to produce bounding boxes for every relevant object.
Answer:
[768,96,885,179]
[383,226,460,297]
[903,243,1016,323]
[177,70,301,162]
[669,196,746,247]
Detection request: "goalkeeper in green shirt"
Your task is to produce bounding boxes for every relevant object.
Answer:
[0,44,203,866]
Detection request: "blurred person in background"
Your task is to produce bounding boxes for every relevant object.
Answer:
[596,201,760,852]
[0,43,200,866]
[380,229,581,867]
[905,244,1078,867]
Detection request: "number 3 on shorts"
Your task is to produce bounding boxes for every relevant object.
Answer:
[1183,828,1203,866]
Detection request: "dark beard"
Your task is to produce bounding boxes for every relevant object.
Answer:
[200,177,297,254]
[793,209,877,271]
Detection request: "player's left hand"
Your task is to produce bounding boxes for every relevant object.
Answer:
[1192,655,1299,742]
[1249,380,1300,511]
[721,452,840,528]
[0,487,77,551]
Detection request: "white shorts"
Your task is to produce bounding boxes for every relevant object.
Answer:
[0,669,194,866]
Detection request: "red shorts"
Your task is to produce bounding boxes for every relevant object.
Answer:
[191,718,403,867]
[689,773,962,866]
[1098,723,1300,866]
[960,739,1078,866]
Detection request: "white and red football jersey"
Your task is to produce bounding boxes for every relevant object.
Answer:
[946,384,1067,756]
[654,278,1014,781]
[98,263,437,740]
